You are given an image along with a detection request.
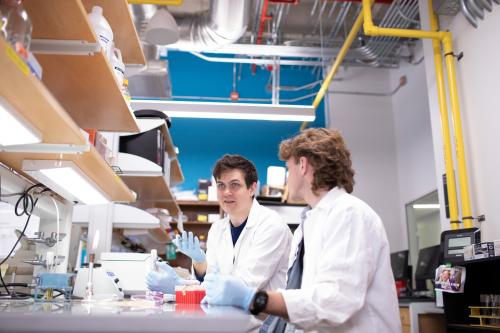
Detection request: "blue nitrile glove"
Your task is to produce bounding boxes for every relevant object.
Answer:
[174,231,206,263]
[145,262,195,294]
[201,273,256,311]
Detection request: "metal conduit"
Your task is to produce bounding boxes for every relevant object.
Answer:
[360,0,404,63]
[330,2,353,39]
[371,0,405,54]
[377,1,412,57]
[172,79,402,104]
[364,0,419,64]
[376,0,419,59]
[189,52,326,67]
[460,0,500,28]
[312,1,329,35]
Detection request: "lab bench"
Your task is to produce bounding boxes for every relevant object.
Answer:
[398,299,445,333]
[0,299,252,333]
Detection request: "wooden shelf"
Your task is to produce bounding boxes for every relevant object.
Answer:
[158,123,183,185]
[448,324,500,332]
[0,146,136,202]
[24,0,140,132]
[177,200,220,207]
[121,175,181,216]
[0,37,85,146]
[170,159,184,186]
[0,36,135,202]
[171,221,213,226]
[81,0,146,65]
[25,1,96,41]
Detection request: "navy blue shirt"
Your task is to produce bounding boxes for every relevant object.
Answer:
[230,219,248,246]
[195,218,248,283]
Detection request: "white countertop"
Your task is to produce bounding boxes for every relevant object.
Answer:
[0,299,252,333]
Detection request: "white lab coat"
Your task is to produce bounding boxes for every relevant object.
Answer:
[281,187,401,333]
[206,199,292,291]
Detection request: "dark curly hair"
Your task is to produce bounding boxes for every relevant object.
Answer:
[212,154,258,188]
[279,128,355,194]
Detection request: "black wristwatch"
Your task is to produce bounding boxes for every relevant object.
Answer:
[250,290,268,315]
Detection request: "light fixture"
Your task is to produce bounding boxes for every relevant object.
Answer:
[130,100,316,122]
[0,97,42,147]
[412,204,440,209]
[22,160,110,205]
[145,8,179,45]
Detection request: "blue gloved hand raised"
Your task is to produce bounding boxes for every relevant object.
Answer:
[145,262,197,294]
[201,273,256,311]
[174,231,206,264]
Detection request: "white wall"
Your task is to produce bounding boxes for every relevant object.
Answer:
[419,1,500,240]
[390,42,438,248]
[328,67,403,251]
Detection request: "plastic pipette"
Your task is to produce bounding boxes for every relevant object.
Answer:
[85,230,100,300]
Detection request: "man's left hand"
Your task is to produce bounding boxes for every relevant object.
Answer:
[201,273,256,311]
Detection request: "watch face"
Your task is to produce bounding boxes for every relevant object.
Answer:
[251,291,268,315]
[256,293,267,307]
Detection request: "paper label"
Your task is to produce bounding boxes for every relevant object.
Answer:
[6,43,29,76]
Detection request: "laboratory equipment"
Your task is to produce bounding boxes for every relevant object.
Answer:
[390,250,410,296]
[26,231,66,247]
[119,118,167,172]
[100,252,157,295]
[34,272,74,302]
[390,250,410,280]
[85,230,99,300]
[149,249,158,272]
[176,285,205,304]
[73,266,124,300]
[414,245,442,292]
[441,228,480,263]
[131,292,164,306]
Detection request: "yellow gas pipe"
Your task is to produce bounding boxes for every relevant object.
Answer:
[428,3,460,229]
[361,0,473,228]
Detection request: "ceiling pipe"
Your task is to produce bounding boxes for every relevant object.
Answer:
[252,0,272,73]
[131,0,250,50]
[173,0,250,50]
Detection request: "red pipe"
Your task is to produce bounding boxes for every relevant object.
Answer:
[256,0,272,45]
[252,0,272,73]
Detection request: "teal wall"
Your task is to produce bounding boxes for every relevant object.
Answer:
[167,51,326,190]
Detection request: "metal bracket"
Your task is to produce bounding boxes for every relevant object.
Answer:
[30,39,101,56]
[0,143,91,154]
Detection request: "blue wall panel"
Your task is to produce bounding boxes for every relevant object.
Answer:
[167,51,326,190]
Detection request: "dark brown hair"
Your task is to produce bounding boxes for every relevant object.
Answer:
[279,128,355,193]
[212,154,258,188]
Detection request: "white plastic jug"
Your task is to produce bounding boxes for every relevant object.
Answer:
[87,6,113,60]
[111,45,124,87]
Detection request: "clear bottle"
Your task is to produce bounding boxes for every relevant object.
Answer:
[0,0,32,52]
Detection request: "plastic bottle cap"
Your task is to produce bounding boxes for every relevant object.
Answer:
[92,6,103,15]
